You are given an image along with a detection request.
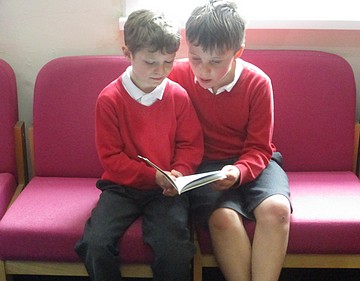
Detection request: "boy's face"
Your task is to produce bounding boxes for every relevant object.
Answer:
[187,43,239,93]
[126,48,176,93]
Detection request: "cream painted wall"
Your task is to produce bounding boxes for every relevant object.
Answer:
[0,0,124,128]
[1,1,360,153]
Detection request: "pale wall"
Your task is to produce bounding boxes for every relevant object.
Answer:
[1,1,360,141]
[0,0,123,128]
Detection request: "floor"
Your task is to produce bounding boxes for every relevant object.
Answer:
[12,268,360,281]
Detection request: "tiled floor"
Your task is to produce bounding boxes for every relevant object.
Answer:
[12,268,360,281]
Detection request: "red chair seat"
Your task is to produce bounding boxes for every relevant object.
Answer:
[196,172,360,256]
[0,177,153,263]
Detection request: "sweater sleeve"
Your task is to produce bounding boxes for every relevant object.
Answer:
[234,77,274,185]
[167,81,204,176]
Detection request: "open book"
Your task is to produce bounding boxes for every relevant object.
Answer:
[138,155,226,194]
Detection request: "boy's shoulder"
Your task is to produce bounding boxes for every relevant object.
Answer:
[97,76,123,103]
[174,58,189,63]
[172,58,190,70]
[240,58,271,83]
[169,58,192,82]
[165,77,189,98]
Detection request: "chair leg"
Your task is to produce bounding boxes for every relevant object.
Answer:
[193,241,203,281]
[0,261,9,281]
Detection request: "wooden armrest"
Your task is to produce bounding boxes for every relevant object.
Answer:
[7,121,29,207]
[28,125,35,176]
[14,121,28,185]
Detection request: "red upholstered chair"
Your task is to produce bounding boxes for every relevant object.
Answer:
[0,56,153,280]
[0,59,27,219]
[192,50,360,281]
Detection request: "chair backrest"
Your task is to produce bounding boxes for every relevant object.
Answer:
[33,52,356,176]
[242,50,356,172]
[33,56,130,177]
[0,59,18,177]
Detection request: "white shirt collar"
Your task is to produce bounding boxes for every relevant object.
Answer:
[195,58,243,95]
[122,66,166,106]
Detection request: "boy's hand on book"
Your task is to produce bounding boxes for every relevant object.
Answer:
[170,169,183,178]
[155,170,178,197]
[211,165,240,191]
[162,186,178,197]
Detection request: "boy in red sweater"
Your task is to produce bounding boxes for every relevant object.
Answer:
[169,1,292,280]
[75,9,204,281]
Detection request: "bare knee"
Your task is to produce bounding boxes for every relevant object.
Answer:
[254,194,291,226]
[209,208,242,231]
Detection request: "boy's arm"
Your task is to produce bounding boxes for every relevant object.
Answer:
[169,86,204,176]
[212,79,274,190]
[95,92,157,189]
[234,79,274,185]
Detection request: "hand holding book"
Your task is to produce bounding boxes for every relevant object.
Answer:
[138,155,227,194]
[155,169,181,196]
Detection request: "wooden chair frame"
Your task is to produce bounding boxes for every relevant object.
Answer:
[7,121,28,207]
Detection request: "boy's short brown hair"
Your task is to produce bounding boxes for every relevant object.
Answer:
[186,0,246,53]
[124,9,180,55]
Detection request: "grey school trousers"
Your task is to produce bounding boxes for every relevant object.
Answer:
[75,180,195,281]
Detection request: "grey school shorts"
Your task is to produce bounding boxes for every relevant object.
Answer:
[187,152,291,225]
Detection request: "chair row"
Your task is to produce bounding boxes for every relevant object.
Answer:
[1,51,360,281]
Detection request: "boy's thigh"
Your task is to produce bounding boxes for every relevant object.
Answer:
[219,153,290,220]
[142,194,196,260]
[85,186,141,240]
[142,194,193,248]
[143,194,190,230]
[187,158,236,226]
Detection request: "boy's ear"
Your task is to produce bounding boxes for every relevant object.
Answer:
[122,46,131,59]
[235,46,245,58]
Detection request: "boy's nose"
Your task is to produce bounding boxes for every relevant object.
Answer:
[154,64,166,75]
[198,63,211,75]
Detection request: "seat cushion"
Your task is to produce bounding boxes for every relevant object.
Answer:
[0,176,153,263]
[287,171,360,254]
[196,171,360,255]
[0,173,17,219]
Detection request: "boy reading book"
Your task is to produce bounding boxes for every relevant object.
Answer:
[169,1,292,280]
[75,9,204,281]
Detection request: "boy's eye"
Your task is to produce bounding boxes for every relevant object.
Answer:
[190,57,201,64]
[165,60,174,64]
[189,56,200,60]
[210,60,221,64]
[144,60,155,65]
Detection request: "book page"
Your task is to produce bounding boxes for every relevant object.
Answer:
[174,170,226,193]
[138,155,226,194]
